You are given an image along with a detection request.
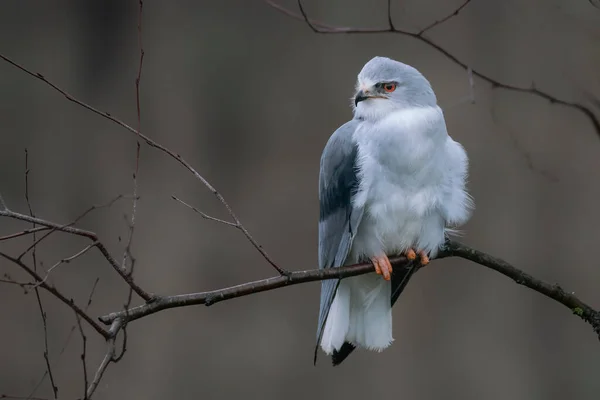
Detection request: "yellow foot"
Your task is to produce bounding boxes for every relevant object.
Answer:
[370,254,393,281]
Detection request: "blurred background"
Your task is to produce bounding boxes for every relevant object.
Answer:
[1,0,600,399]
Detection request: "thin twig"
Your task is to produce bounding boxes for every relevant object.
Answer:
[0,52,287,276]
[122,0,145,274]
[265,0,600,138]
[171,195,286,274]
[0,251,109,339]
[24,151,58,400]
[387,0,395,30]
[30,278,100,398]
[0,226,49,241]
[418,0,472,35]
[16,195,124,261]
[31,243,98,289]
[0,205,152,301]
[172,196,237,227]
[75,313,89,400]
[86,319,123,399]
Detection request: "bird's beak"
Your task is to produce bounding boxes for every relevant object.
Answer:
[354,90,369,107]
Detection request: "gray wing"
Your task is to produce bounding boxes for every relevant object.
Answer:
[314,119,364,363]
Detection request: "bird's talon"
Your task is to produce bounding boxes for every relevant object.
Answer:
[419,251,429,266]
[405,248,417,261]
[371,255,392,281]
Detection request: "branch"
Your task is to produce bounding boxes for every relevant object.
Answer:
[418,0,472,35]
[0,52,287,276]
[0,204,152,301]
[437,241,600,335]
[86,319,123,399]
[24,152,58,399]
[266,0,600,138]
[0,251,109,339]
[98,240,600,342]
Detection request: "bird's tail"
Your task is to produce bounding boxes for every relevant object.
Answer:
[331,263,419,366]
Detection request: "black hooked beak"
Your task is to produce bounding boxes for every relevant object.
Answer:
[354,90,369,107]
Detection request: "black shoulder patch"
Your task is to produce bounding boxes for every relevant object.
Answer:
[319,143,359,221]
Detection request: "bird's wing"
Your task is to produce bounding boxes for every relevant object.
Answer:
[314,119,364,362]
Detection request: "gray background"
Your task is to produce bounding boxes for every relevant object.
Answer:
[1,0,600,399]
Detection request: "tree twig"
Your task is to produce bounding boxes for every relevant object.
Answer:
[265,0,600,138]
[86,319,123,399]
[418,0,472,35]
[0,206,152,301]
[24,151,58,399]
[74,313,89,400]
[0,52,287,276]
[0,251,109,339]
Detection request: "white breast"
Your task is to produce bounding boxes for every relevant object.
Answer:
[350,105,463,260]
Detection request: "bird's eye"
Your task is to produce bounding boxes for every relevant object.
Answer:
[383,83,396,93]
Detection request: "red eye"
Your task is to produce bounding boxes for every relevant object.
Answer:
[383,83,396,93]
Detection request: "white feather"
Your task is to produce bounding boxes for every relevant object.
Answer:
[321,103,471,354]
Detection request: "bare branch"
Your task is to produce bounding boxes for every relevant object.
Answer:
[86,319,123,399]
[387,0,395,30]
[32,242,98,289]
[98,240,600,342]
[24,152,58,400]
[29,278,100,399]
[0,226,50,241]
[0,206,152,301]
[172,196,240,227]
[418,0,472,35]
[75,313,89,400]
[122,0,145,274]
[265,1,600,138]
[0,193,7,210]
[438,242,600,334]
[0,52,287,275]
[0,251,109,339]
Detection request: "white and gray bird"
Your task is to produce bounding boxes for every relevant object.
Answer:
[315,56,473,365]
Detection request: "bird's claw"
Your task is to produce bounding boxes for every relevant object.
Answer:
[405,248,429,266]
[370,255,393,281]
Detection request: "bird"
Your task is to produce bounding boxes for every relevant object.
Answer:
[315,56,473,366]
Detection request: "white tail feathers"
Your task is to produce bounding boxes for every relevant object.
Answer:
[320,274,393,354]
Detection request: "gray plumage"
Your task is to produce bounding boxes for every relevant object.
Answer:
[314,120,363,363]
[315,56,472,365]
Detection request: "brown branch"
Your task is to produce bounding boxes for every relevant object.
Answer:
[418,0,472,35]
[74,313,89,400]
[266,0,600,138]
[0,204,152,301]
[0,251,109,339]
[24,152,58,400]
[86,319,123,399]
[122,0,144,275]
[98,240,600,342]
[0,52,287,276]
[437,241,600,335]
[29,279,100,399]
[0,226,50,241]
[31,242,98,289]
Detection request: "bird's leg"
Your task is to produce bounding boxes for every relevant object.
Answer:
[370,255,393,281]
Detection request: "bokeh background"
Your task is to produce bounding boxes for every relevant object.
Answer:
[1,1,600,399]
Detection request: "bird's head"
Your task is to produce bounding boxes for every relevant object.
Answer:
[352,57,437,121]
